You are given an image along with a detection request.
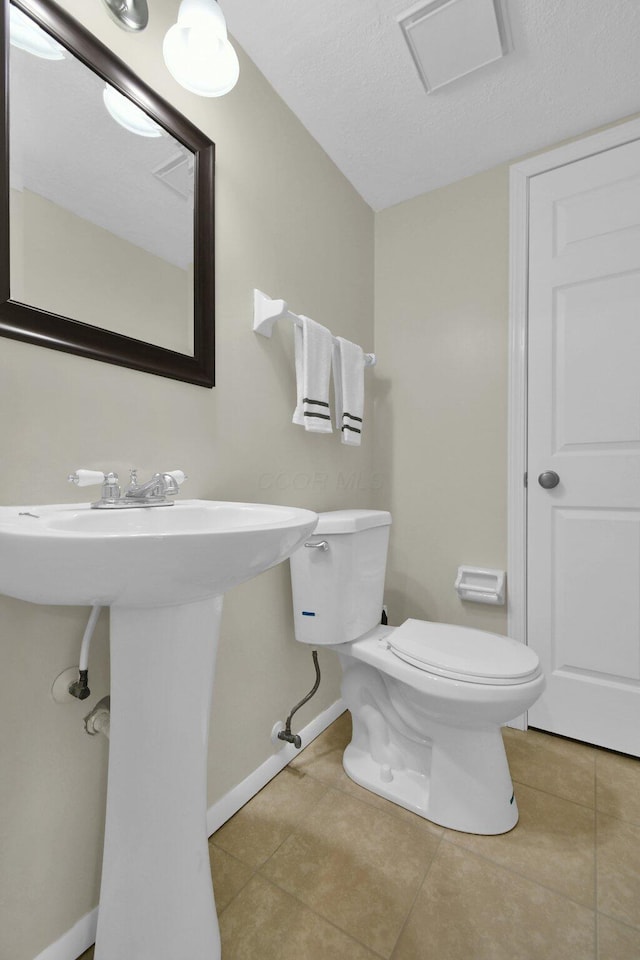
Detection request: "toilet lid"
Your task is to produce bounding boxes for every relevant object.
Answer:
[388,619,541,685]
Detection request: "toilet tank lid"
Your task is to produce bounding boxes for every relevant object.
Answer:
[315,509,392,534]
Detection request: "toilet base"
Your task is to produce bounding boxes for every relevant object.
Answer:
[343,723,519,836]
[343,743,431,818]
[339,654,522,835]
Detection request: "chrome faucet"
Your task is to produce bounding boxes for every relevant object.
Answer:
[68,469,187,508]
[124,469,181,503]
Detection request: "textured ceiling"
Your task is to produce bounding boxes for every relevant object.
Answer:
[222,0,640,211]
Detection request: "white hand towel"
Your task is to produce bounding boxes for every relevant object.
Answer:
[332,337,365,446]
[292,316,333,433]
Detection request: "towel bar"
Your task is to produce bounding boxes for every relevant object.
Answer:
[252,289,376,367]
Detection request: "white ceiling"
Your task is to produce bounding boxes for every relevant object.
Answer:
[222,0,640,211]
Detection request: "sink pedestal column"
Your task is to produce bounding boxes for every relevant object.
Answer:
[94,595,224,960]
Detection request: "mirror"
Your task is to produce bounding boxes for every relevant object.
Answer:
[0,0,215,386]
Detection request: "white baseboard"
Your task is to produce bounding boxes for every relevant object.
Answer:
[32,698,346,960]
[207,697,346,834]
[33,908,99,960]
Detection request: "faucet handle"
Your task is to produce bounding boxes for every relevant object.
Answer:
[69,470,120,501]
[164,470,187,486]
[68,469,107,487]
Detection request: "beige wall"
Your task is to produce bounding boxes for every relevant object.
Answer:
[374,165,510,636]
[0,3,374,958]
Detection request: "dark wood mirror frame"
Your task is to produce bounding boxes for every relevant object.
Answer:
[0,0,215,386]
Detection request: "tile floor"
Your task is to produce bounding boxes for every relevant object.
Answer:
[78,712,640,959]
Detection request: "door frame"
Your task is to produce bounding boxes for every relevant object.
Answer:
[507,116,640,728]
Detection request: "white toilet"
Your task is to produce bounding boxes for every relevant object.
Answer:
[289,509,545,835]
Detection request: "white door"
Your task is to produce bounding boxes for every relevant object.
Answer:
[527,137,640,756]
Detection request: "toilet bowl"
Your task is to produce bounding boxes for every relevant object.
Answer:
[289,509,545,835]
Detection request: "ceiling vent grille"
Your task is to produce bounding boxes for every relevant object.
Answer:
[398,0,508,94]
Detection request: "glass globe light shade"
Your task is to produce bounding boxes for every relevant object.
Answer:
[163,0,239,98]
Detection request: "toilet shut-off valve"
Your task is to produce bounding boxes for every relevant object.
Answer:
[68,669,90,701]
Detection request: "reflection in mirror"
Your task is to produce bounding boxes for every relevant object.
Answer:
[10,29,195,354]
[1,0,215,385]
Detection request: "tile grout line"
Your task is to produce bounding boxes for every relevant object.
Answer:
[251,774,333,871]
[257,859,407,960]
[253,779,444,959]
[211,768,333,919]
[596,909,640,936]
[388,832,445,960]
[208,838,258,920]
[255,873,390,960]
[211,847,388,958]
[436,834,598,915]
[509,775,597,813]
[304,767,447,841]
[434,774,599,914]
[254,858,382,956]
[511,763,640,828]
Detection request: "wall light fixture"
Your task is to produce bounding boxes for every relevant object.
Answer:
[101,0,149,32]
[162,0,239,97]
[98,0,239,98]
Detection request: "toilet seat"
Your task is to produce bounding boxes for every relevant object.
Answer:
[387,619,541,685]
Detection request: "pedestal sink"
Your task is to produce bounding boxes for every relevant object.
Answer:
[0,499,318,960]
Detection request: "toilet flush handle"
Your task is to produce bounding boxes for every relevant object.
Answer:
[305,540,329,550]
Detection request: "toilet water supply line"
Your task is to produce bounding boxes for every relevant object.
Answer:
[278,650,321,749]
[278,608,387,749]
[68,604,102,701]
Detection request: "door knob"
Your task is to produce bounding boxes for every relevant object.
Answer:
[538,471,560,489]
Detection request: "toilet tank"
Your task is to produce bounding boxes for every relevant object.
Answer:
[289,509,392,646]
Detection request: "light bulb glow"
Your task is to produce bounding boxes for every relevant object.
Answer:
[9,6,66,60]
[163,0,239,98]
[103,85,164,138]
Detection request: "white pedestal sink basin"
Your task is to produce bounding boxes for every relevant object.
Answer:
[0,499,318,606]
[0,499,318,960]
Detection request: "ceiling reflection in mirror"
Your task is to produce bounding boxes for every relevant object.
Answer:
[9,4,196,356]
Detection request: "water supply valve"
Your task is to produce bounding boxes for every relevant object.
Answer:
[68,669,91,700]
